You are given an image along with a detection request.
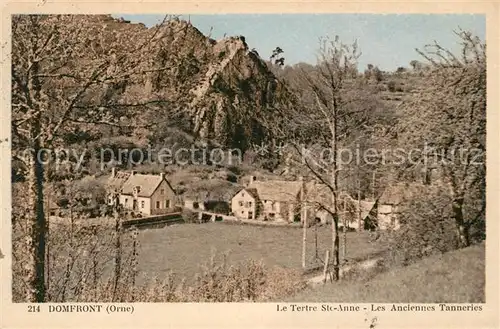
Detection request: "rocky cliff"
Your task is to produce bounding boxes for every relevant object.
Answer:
[92,16,286,151]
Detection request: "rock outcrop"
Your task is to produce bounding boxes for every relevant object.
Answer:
[94,16,287,151]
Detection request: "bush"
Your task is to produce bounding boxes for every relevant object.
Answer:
[181,209,199,223]
[387,80,396,92]
[204,201,230,215]
[387,185,458,266]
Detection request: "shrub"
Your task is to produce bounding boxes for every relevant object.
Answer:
[387,80,396,92]
[387,185,458,266]
[227,166,241,176]
[204,201,230,215]
[181,209,199,223]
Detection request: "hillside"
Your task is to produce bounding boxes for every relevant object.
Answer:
[286,242,485,303]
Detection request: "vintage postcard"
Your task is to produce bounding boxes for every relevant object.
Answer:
[1,1,498,328]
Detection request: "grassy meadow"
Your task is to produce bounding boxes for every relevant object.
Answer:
[135,223,388,283]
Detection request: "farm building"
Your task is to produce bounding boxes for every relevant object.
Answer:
[106,168,177,216]
[231,177,304,222]
[231,176,379,228]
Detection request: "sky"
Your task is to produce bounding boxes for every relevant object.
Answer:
[113,14,485,71]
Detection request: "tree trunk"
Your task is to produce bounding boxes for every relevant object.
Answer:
[357,187,363,231]
[330,151,339,280]
[301,180,307,269]
[342,198,347,262]
[342,219,347,262]
[112,196,122,301]
[452,198,470,248]
[330,100,340,281]
[332,213,340,280]
[301,208,307,269]
[26,117,46,302]
[24,52,46,302]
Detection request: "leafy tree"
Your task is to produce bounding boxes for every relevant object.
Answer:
[409,59,420,70]
[270,46,285,67]
[388,184,457,265]
[398,30,486,248]
[372,66,383,82]
[396,66,407,74]
[387,80,396,92]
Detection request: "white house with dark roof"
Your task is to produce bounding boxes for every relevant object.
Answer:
[106,168,177,216]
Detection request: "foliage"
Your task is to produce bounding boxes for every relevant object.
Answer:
[386,185,458,266]
[181,209,199,223]
[204,201,231,215]
[397,29,486,248]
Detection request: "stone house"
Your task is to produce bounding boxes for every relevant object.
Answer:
[106,168,177,216]
[231,177,304,222]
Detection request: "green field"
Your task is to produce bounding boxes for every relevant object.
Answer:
[135,223,387,283]
[285,242,485,303]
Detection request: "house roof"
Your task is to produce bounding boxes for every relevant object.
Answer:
[304,181,336,208]
[359,200,376,219]
[106,171,131,192]
[243,188,259,200]
[378,182,425,205]
[183,180,241,201]
[106,170,174,198]
[121,174,165,197]
[247,180,303,202]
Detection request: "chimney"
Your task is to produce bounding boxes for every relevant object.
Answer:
[111,167,116,178]
[131,170,137,176]
[160,172,165,180]
[247,175,257,187]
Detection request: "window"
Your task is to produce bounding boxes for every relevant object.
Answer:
[165,200,170,208]
[141,201,145,208]
[271,202,276,211]
[125,198,128,205]
[156,201,160,209]
[249,201,252,207]
[160,189,164,195]
[239,201,243,207]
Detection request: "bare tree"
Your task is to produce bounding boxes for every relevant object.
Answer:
[11,14,184,302]
[264,36,366,280]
